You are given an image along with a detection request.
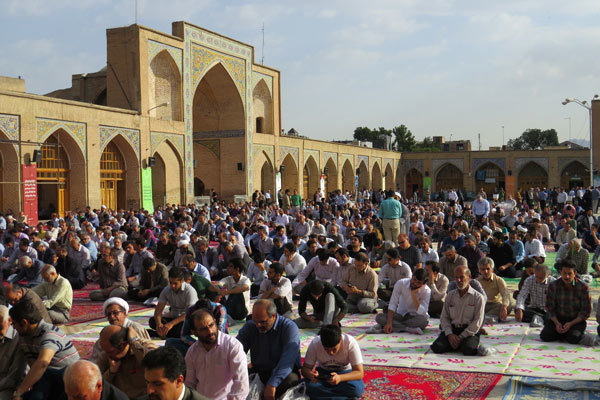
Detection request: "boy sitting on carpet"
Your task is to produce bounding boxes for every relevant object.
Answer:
[302,324,365,399]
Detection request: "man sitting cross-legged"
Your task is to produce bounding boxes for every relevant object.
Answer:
[294,280,347,329]
[476,257,514,324]
[540,259,591,345]
[515,264,555,327]
[259,262,293,317]
[368,269,431,334]
[302,324,365,399]
[430,265,485,356]
[340,252,378,314]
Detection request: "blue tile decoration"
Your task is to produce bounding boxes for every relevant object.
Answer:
[37,118,87,160]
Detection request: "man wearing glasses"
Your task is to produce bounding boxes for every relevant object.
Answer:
[90,297,150,363]
[236,299,301,400]
[395,234,422,271]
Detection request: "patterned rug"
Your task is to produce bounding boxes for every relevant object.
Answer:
[503,376,600,399]
[362,365,501,400]
[68,301,147,325]
[72,340,96,359]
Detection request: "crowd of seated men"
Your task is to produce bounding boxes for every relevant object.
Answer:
[0,184,599,399]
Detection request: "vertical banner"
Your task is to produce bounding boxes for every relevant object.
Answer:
[22,164,38,225]
[423,177,432,190]
[319,175,325,193]
[275,172,282,195]
[505,176,516,199]
[141,168,154,211]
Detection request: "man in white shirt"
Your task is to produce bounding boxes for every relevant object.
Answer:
[302,324,364,399]
[292,249,339,295]
[524,230,546,264]
[184,310,249,400]
[259,262,293,317]
[368,269,431,334]
[419,238,439,264]
[279,242,306,282]
[377,248,412,303]
[216,258,251,321]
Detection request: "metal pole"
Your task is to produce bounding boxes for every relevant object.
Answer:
[589,107,593,187]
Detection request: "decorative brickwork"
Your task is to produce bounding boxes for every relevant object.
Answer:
[99,125,140,160]
[0,114,19,152]
[37,118,87,160]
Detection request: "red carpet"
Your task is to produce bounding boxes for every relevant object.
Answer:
[68,301,146,325]
[72,340,95,359]
[362,366,501,400]
[72,282,100,299]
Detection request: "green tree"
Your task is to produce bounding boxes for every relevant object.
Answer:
[507,128,559,150]
[414,136,441,152]
[353,126,374,142]
[392,125,416,152]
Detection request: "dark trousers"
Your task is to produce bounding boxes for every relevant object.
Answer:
[250,284,261,297]
[165,337,192,357]
[305,367,364,400]
[428,300,444,318]
[377,288,393,302]
[251,368,300,398]
[496,264,517,278]
[23,367,66,400]
[149,316,184,338]
[521,307,547,323]
[273,297,292,316]
[223,293,248,320]
[431,326,480,356]
[540,316,586,344]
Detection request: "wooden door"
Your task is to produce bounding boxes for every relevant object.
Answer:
[101,180,117,209]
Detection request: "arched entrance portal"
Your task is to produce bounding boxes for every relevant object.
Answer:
[0,130,19,212]
[37,135,69,219]
[152,141,184,206]
[193,63,245,199]
[518,162,548,190]
[252,150,275,196]
[372,162,382,191]
[281,154,298,194]
[435,164,463,192]
[100,142,126,210]
[358,161,369,191]
[303,156,319,200]
[324,158,338,196]
[341,160,354,194]
[384,165,394,190]
[475,162,505,197]
[560,161,589,189]
[405,169,423,201]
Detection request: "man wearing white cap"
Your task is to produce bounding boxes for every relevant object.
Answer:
[90,297,150,363]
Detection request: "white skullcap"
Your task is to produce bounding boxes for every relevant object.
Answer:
[395,192,402,199]
[482,226,493,234]
[178,239,189,247]
[102,297,129,314]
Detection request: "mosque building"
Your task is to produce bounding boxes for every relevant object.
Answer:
[0,21,598,222]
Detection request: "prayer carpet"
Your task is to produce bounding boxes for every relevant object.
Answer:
[503,376,600,400]
[71,339,96,359]
[362,365,501,400]
[68,301,146,325]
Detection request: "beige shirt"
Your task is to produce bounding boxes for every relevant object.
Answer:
[97,336,157,399]
[32,275,73,312]
[439,254,468,281]
[428,273,449,302]
[440,286,485,339]
[477,273,510,307]
[342,266,378,299]
[379,262,412,287]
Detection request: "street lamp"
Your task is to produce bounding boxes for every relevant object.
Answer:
[148,101,170,113]
[562,95,599,187]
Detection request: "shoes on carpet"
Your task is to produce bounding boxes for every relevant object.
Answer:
[478,344,498,356]
[529,315,544,328]
[405,327,423,335]
[484,315,498,325]
[366,325,383,334]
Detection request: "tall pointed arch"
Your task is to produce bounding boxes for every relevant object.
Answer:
[149,50,182,120]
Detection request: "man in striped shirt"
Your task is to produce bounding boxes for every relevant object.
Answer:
[9,300,80,399]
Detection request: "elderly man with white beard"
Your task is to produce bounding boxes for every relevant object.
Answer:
[430,265,485,356]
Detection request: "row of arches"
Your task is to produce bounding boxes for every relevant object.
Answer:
[406,160,589,197]
[253,152,398,199]
[0,128,184,218]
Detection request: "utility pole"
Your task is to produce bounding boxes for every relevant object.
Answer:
[261,23,265,64]
[502,125,505,147]
[135,0,138,24]
[478,133,481,150]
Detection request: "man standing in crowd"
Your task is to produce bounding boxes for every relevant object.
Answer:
[379,190,402,245]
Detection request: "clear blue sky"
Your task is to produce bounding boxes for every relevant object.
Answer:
[2,0,600,147]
